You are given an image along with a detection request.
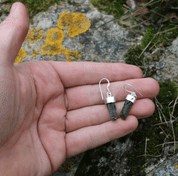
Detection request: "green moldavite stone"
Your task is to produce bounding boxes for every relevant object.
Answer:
[106,103,117,121]
[120,99,133,120]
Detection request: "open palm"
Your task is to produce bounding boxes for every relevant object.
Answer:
[0,2,159,176]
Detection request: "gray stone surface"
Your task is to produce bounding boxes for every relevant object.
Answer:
[154,45,178,83]
[146,153,178,176]
[74,136,134,176]
[17,0,142,64]
[145,40,178,83]
[37,18,53,29]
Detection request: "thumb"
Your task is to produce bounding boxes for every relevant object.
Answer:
[0,2,29,66]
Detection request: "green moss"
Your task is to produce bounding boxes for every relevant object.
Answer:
[112,0,125,16]
[141,26,158,50]
[124,45,144,66]
[124,24,178,68]
[157,82,178,103]
[155,82,178,121]
[126,82,178,175]
[159,23,178,47]
[140,24,178,50]
[92,0,126,17]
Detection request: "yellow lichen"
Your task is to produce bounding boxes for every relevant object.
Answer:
[41,28,65,56]
[31,49,39,57]
[79,44,85,47]
[175,165,178,169]
[57,12,91,38]
[57,12,72,29]
[41,43,64,55]
[39,12,89,60]
[26,27,43,43]
[62,48,81,62]
[23,40,27,44]
[45,28,65,45]
[14,49,27,65]
[28,45,32,49]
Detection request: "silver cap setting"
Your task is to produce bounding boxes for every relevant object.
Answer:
[126,94,136,103]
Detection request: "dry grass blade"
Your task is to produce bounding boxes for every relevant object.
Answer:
[95,0,161,30]
[145,137,147,157]
[154,97,168,124]
[159,125,169,139]
[153,118,178,126]
[170,95,178,153]
[155,141,178,147]
[138,30,160,58]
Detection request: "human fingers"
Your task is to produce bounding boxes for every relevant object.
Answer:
[65,78,159,110]
[0,2,29,66]
[66,115,138,157]
[49,62,143,87]
[66,98,154,132]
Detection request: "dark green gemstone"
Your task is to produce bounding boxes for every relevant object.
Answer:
[106,103,117,121]
[120,99,133,120]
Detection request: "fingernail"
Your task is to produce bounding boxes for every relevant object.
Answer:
[10,3,18,13]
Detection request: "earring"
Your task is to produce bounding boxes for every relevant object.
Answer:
[120,84,143,120]
[99,78,117,121]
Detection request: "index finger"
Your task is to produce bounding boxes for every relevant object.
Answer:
[49,62,143,87]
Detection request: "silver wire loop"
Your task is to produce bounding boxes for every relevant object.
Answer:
[124,84,143,97]
[99,78,111,100]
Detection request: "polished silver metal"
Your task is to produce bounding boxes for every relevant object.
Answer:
[99,78,115,103]
[125,94,136,103]
[124,84,143,97]
[99,78,112,100]
[106,96,115,104]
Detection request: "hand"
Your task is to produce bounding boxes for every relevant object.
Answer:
[0,2,159,176]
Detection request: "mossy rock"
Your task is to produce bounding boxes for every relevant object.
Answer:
[126,82,178,175]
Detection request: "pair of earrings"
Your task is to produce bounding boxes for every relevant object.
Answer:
[99,78,143,121]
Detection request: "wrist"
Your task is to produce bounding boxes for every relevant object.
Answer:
[0,145,51,176]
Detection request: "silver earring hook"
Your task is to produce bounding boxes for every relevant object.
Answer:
[124,84,143,97]
[99,78,111,100]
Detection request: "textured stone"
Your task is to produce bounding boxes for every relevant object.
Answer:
[120,99,134,120]
[106,103,117,121]
[10,0,143,64]
[146,153,178,176]
[75,136,134,176]
[37,18,53,29]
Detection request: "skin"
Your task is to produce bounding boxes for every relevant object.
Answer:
[0,2,159,176]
